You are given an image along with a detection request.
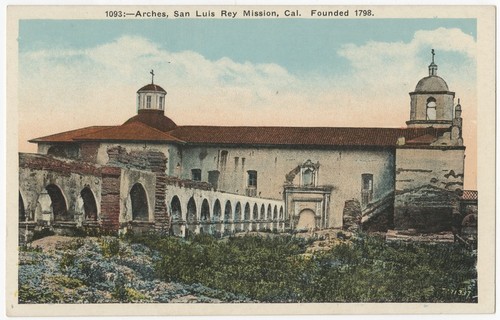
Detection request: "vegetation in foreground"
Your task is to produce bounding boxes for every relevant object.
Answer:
[19,232,477,303]
[130,232,477,303]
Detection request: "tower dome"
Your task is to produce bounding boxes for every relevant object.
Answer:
[414,75,449,92]
[124,70,177,132]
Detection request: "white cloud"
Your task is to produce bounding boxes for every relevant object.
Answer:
[19,28,476,155]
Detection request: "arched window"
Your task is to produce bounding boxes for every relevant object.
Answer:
[130,183,148,221]
[302,168,314,186]
[426,97,437,120]
[244,203,251,221]
[253,204,258,220]
[234,202,242,221]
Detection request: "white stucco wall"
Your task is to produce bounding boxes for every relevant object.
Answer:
[176,146,395,228]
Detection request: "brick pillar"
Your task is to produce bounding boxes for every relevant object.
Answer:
[147,152,170,232]
[100,167,121,232]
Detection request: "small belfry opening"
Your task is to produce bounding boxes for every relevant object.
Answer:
[426,97,437,120]
[130,183,148,221]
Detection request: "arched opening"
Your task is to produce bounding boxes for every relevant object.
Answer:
[224,201,232,222]
[170,196,182,237]
[201,199,210,221]
[273,206,278,220]
[279,206,284,220]
[46,184,69,221]
[213,199,222,236]
[80,187,98,221]
[213,199,221,222]
[426,97,437,120]
[244,203,251,231]
[234,202,242,232]
[186,197,197,237]
[187,197,197,223]
[170,196,182,221]
[260,204,265,220]
[297,209,316,230]
[130,183,148,221]
[19,192,26,222]
[267,204,272,221]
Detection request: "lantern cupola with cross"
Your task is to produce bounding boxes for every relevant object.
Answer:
[123,70,177,132]
[136,70,167,112]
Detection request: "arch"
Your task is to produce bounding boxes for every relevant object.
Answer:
[426,97,437,120]
[302,168,314,186]
[260,204,265,220]
[19,192,26,222]
[201,199,210,221]
[234,202,242,232]
[273,205,278,220]
[170,196,182,221]
[297,209,316,230]
[213,199,222,222]
[130,183,148,221]
[224,200,232,222]
[234,202,242,222]
[279,206,284,220]
[80,187,98,221]
[187,197,197,223]
[252,203,258,220]
[170,196,183,237]
[244,203,251,221]
[46,184,69,221]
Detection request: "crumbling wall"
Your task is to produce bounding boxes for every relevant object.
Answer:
[106,146,169,231]
[394,147,464,232]
[394,185,460,232]
[342,199,361,232]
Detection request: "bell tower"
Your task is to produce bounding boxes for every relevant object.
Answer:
[406,50,455,128]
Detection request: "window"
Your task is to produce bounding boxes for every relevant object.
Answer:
[426,97,437,120]
[159,96,164,110]
[246,170,257,197]
[146,96,152,109]
[361,174,374,206]
[220,150,228,169]
[302,168,314,186]
[191,169,201,181]
[248,170,257,187]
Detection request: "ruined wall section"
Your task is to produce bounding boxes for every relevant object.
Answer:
[18,153,102,227]
[394,147,465,232]
[106,146,169,232]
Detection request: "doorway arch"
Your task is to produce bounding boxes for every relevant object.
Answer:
[296,209,316,230]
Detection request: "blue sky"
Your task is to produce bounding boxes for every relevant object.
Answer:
[17,18,477,187]
[19,18,476,76]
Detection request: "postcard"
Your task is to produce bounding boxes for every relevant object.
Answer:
[5,4,496,317]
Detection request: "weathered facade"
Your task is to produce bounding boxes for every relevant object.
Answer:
[18,53,475,239]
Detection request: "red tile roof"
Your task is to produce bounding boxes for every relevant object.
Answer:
[30,122,448,148]
[170,126,447,147]
[73,122,183,143]
[29,126,114,143]
[123,109,177,132]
